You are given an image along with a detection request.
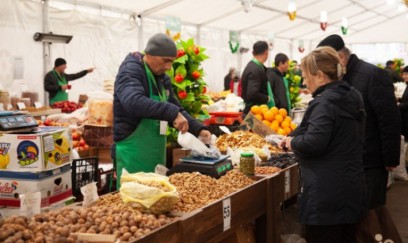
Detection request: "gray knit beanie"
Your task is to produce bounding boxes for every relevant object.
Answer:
[145,33,177,57]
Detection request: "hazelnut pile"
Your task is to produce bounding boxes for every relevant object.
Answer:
[0,204,175,242]
[255,166,281,175]
[169,170,254,212]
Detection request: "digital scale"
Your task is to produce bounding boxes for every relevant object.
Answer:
[166,155,233,178]
[0,111,38,132]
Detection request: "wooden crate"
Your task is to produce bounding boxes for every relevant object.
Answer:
[190,177,267,243]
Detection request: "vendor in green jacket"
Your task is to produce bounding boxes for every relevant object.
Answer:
[44,58,94,105]
[113,33,211,185]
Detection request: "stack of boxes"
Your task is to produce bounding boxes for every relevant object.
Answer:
[0,126,73,218]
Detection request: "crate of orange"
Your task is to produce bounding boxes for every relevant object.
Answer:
[240,105,297,138]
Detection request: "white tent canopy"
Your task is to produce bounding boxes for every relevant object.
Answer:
[0,0,407,104]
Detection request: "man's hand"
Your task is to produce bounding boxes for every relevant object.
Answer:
[198,130,212,144]
[87,67,95,73]
[61,84,68,90]
[173,112,188,133]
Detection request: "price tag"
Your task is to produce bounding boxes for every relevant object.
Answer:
[159,121,168,135]
[43,135,55,152]
[17,102,26,110]
[222,197,231,231]
[285,170,290,195]
[34,102,43,108]
[81,182,99,207]
[20,192,41,218]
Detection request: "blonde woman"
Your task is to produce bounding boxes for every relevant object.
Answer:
[279,47,366,243]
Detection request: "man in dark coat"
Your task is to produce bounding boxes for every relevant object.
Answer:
[385,60,403,83]
[241,41,271,114]
[113,33,210,184]
[267,53,291,112]
[44,58,94,105]
[317,35,401,209]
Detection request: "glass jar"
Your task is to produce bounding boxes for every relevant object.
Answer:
[240,153,255,176]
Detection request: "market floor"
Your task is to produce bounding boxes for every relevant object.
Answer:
[387,180,408,242]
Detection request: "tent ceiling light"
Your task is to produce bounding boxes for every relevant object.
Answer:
[33,32,73,44]
[288,0,296,21]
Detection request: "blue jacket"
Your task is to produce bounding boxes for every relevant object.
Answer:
[113,52,207,142]
[290,81,367,225]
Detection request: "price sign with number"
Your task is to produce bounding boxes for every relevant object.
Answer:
[223,198,231,231]
[285,170,290,195]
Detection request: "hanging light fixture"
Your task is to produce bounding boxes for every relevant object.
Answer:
[298,40,305,53]
[240,0,253,13]
[288,0,296,21]
[320,11,328,31]
[341,17,348,35]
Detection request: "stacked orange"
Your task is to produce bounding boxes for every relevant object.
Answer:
[250,105,298,136]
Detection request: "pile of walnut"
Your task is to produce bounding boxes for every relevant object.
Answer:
[169,170,254,212]
[216,130,282,153]
[0,204,175,243]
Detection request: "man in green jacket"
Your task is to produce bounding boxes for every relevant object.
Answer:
[44,58,94,105]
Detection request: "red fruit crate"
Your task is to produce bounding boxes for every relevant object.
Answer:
[208,112,243,126]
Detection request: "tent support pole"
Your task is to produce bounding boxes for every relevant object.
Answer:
[138,16,144,52]
[237,32,242,74]
[197,25,201,45]
[42,0,51,106]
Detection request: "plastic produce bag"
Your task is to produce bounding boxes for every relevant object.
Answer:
[120,172,179,214]
[178,132,221,159]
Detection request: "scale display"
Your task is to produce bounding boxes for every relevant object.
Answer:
[0,114,38,131]
[167,156,233,178]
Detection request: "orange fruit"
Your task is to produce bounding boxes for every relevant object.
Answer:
[279,108,288,118]
[290,123,298,130]
[284,116,292,123]
[277,128,285,135]
[270,106,279,116]
[270,121,280,132]
[263,110,275,122]
[281,120,290,129]
[251,105,261,115]
[260,107,269,114]
[260,104,268,109]
[275,114,283,123]
[284,127,292,135]
[255,114,263,121]
[263,120,271,126]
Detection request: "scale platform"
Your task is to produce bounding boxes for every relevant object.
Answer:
[167,155,233,178]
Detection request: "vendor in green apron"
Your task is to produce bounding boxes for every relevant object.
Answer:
[113,33,211,186]
[241,41,274,115]
[44,58,94,105]
[267,53,292,113]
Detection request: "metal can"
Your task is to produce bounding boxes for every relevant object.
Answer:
[240,153,255,176]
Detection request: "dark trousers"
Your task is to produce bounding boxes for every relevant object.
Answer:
[305,224,357,243]
[364,166,388,209]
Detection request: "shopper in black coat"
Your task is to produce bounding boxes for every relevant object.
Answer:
[399,66,408,140]
[241,41,271,114]
[279,47,367,243]
[317,35,401,209]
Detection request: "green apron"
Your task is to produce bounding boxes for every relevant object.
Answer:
[283,77,292,113]
[246,59,275,109]
[50,70,68,105]
[115,63,167,187]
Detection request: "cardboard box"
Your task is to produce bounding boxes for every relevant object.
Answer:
[0,127,72,172]
[239,112,275,138]
[0,163,72,208]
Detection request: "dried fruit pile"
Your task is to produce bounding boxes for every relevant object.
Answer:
[0,203,175,242]
[255,166,281,175]
[216,130,282,153]
[169,170,254,212]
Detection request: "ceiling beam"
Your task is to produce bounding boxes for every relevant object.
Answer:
[142,0,184,16]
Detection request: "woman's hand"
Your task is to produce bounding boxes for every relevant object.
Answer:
[278,136,293,151]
